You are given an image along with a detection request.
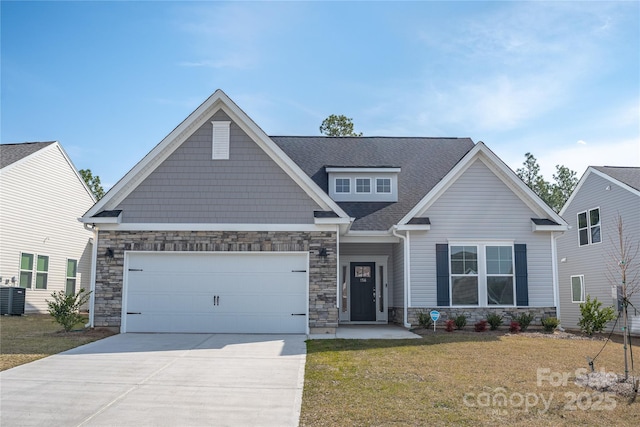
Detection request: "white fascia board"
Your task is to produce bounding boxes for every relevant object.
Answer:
[532,224,568,232]
[394,224,431,231]
[341,231,400,243]
[314,217,352,225]
[83,216,121,224]
[95,222,338,232]
[325,167,401,173]
[398,142,567,227]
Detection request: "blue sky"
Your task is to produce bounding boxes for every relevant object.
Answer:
[2,1,639,189]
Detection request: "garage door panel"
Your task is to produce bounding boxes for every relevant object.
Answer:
[124,253,308,333]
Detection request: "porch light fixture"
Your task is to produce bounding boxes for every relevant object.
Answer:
[105,247,114,263]
[318,248,328,258]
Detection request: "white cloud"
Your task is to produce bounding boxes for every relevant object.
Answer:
[577,140,587,145]
[537,138,639,178]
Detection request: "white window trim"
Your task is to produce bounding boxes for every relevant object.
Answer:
[448,241,516,308]
[211,121,231,160]
[66,258,78,295]
[375,177,392,194]
[335,177,351,194]
[577,207,601,247]
[20,252,50,290]
[571,275,585,303]
[355,177,372,194]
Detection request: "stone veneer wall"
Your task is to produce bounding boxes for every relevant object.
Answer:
[389,307,557,328]
[95,230,337,333]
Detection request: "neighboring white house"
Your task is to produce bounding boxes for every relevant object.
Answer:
[557,166,640,334]
[0,141,95,312]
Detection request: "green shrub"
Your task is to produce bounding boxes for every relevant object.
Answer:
[417,312,433,329]
[46,288,91,332]
[578,295,617,336]
[454,315,467,330]
[486,313,503,330]
[514,312,534,331]
[541,317,560,333]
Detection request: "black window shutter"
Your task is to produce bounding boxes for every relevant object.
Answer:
[514,244,528,306]
[436,244,450,306]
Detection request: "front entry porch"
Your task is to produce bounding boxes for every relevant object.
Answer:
[339,255,391,324]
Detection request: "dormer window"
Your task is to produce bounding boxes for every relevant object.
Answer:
[335,178,350,193]
[326,167,400,202]
[376,178,391,193]
[356,178,371,193]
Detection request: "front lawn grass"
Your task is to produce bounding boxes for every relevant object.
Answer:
[0,313,116,371]
[301,332,640,426]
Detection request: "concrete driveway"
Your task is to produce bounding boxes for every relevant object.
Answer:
[0,333,307,427]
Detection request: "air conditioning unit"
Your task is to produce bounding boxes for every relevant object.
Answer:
[0,287,26,315]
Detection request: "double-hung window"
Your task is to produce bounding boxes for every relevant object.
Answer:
[66,259,78,295]
[450,244,514,306]
[19,253,34,289]
[19,253,49,289]
[578,208,601,246]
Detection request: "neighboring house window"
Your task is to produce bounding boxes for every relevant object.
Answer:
[450,244,515,306]
[356,178,371,193]
[577,208,601,246]
[211,121,231,160]
[335,178,350,193]
[66,259,78,295]
[18,253,48,289]
[571,275,585,303]
[35,255,49,289]
[376,178,391,193]
[19,253,34,288]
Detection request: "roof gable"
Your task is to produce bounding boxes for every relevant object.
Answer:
[0,141,56,170]
[560,166,640,215]
[83,90,349,221]
[399,142,567,228]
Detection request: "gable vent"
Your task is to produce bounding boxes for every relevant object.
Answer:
[212,121,231,160]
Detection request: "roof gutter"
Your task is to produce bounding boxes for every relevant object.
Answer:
[392,226,411,328]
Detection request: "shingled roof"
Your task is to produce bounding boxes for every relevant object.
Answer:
[0,141,56,169]
[271,136,475,230]
[592,166,640,192]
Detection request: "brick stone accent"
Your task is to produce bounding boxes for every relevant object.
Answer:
[400,306,557,327]
[95,230,337,332]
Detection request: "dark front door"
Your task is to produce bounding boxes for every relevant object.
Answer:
[350,262,376,321]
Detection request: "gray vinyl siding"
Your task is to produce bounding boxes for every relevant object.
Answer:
[341,242,396,307]
[409,159,555,308]
[116,110,322,223]
[392,242,404,308]
[557,172,640,333]
[0,144,94,312]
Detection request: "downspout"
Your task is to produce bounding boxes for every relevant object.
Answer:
[392,227,411,328]
[83,222,98,328]
[551,231,563,325]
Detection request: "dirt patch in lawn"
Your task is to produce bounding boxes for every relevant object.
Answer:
[0,313,116,371]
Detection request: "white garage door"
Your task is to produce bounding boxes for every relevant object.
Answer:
[123,252,308,334]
